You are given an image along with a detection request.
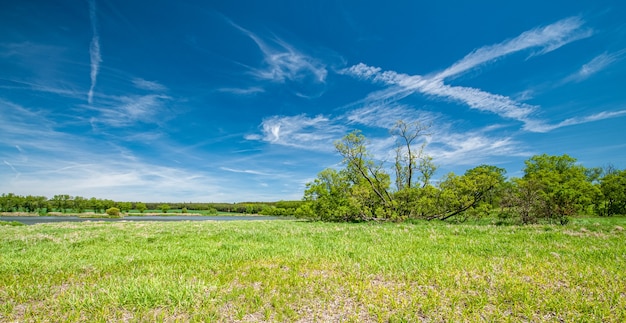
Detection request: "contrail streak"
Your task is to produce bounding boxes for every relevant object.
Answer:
[88,0,101,104]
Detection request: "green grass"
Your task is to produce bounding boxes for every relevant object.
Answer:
[0,220,24,226]
[1,217,625,322]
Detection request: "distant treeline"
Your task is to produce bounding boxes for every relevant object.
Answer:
[0,194,303,216]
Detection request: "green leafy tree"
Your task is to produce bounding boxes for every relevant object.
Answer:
[50,195,63,212]
[335,131,394,211]
[118,202,132,213]
[158,204,170,213]
[72,196,88,213]
[135,202,147,213]
[500,178,544,224]
[432,165,506,221]
[60,194,72,213]
[304,168,357,221]
[90,197,105,214]
[599,169,626,216]
[522,154,599,224]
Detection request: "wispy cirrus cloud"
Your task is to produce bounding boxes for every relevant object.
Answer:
[343,104,435,129]
[220,167,273,176]
[132,78,167,92]
[87,93,171,128]
[245,103,527,167]
[217,86,265,95]
[342,62,537,125]
[563,50,626,83]
[245,114,345,151]
[247,16,623,169]
[340,17,626,133]
[435,16,592,80]
[226,19,328,98]
[88,0,101,104]
[526,109,626,132]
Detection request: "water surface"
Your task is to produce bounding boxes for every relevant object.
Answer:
[0,215,284,225]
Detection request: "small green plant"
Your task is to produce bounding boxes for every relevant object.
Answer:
[106,207,120,217]
[182,207,188,214]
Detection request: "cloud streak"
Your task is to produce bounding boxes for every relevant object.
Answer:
[563,50,626,83]
[342,63,538,125]
[226,18,328,98]
[340,17,625,133]
[132,78,167,92]
[88,0,101,104]
[436,16,592,80]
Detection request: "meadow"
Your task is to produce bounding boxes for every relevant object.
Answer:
[1,217,625,322]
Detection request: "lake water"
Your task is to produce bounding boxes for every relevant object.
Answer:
[0,215,285,225]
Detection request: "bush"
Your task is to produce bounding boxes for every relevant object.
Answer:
[106,207,120,217]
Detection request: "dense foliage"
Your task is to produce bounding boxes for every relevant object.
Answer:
[295,122,626,223]
[0,193,300,216]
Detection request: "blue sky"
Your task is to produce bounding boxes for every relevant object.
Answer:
[2,1,626,202]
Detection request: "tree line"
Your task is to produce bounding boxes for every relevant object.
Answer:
[0,194,303,216]
[294,121,626,224]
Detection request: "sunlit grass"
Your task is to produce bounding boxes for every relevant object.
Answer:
[1,218,625,322]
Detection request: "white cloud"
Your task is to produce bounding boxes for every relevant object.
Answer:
[227,19,328,97]
[342,63,537,124]
[88,0,101,105]
[87,94,171,128]
[340,18,624,134]
[436,16,592,80]
[132,78,167,92]
[526,109,626,132]
[344,104,434,129]
[220,167,272,176]
[427,131,528,166]
[247,114,345,151]
[563,50,625,83]
[217,87,265,95]
[247,16,624,174]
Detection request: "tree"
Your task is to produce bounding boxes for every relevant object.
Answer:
[50,195,63,212]
[390,120,431,190]
[500,178,544,224]
[432,165,506,221]
[158,204,170,213]
[135,202,147,213]
[599,169,626,216]
[118,202,132,213]
[522,154,599,224]
[72,196,88,213]
[335,131,394,209]
[59,194,72,213]
[89,197,104,214]
[303,168,357,221]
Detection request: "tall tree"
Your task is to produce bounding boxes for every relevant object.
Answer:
[335,130,393,208]
[390,120,431,190]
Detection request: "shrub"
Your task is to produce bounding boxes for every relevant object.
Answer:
[106,207,120,217]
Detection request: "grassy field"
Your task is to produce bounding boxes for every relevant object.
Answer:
[1,218,625,322]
